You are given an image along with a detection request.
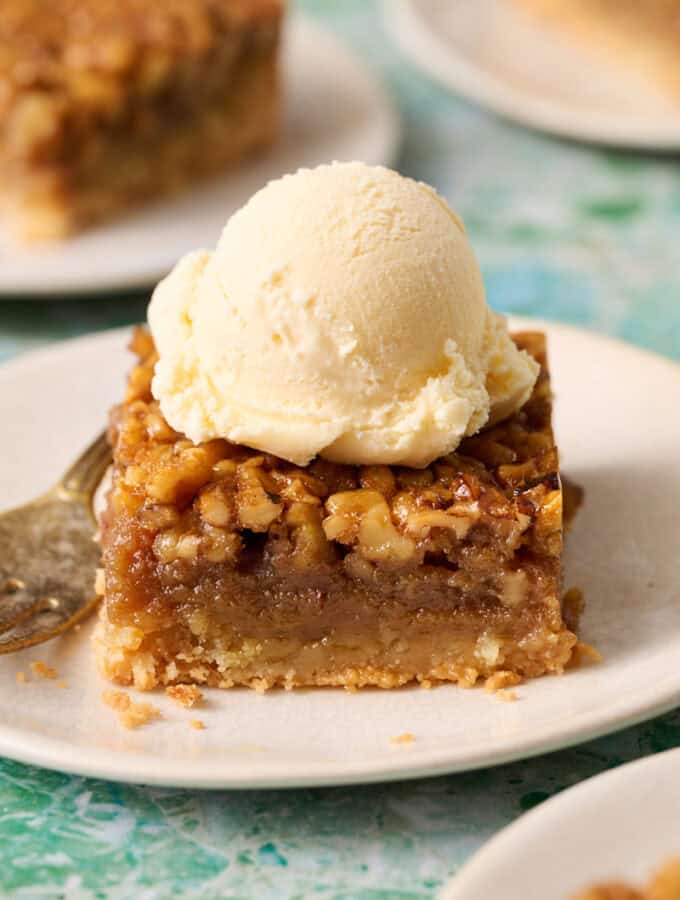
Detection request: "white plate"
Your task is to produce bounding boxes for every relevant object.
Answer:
[1,318,679,789]
[385,0,680,149]
[0,17,399,298]
[441,748,680,899]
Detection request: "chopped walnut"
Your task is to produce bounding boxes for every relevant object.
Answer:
[359,465,396,498]
[198,483,234,528]
[270,467,327,504]
[501,571,529,609]
[139,505,180,531]
[475,635,502,666]
[212,458,238,479]
[464,435,518,467]
[402,508,471,540]
[143,411,176,443]
[236,460,283,531]
[323,490,417,563]
[145,442,226,505]
[284,502,336,568]
[201,526,242,564]
[396,468,433,489]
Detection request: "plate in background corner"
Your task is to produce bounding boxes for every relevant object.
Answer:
[0,318,679,788]
[440,749,680,899]
[0,16,400,298]
[385,0,680,148]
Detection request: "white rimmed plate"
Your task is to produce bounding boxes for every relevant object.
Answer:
[0,17,399,298]
[441,748,680,899]
[0,317,679,788]
[385,0,680,149]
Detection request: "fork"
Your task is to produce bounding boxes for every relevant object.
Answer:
[0,432,111,653]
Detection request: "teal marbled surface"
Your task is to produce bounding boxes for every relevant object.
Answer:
[1,1,679,897]
[2,714,680,899]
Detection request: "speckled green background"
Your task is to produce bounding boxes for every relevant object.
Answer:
[1,2,679,897]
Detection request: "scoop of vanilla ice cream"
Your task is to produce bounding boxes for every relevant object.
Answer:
[148,162,538,468]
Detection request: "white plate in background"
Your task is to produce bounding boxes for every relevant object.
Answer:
[441,748,680,899]
[0,318,679,788]
[0,17,399,298]
[386,0,680,148]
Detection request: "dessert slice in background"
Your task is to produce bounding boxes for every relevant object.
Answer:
[0,0,282,241]
[511,0,680,99]
[569,858,680,900]
[95,163,579,692]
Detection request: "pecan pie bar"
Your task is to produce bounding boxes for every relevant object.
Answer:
[94,327,579,692]
[0,0,282,241]
[511,0,680,98]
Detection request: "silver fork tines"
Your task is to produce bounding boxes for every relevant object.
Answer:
[0,431,111,653]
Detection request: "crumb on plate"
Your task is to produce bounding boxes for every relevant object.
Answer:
[189,719,205,730]
[102,690,161,729]
[166,685,204,708]
[390,732,416,745]
[567,641,603,669]
[30,661,57,680]
[484,670,523,693]
[15,671,26,685]
[496,689,518,702]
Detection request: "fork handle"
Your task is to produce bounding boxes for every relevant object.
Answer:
[60,431,112,499]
